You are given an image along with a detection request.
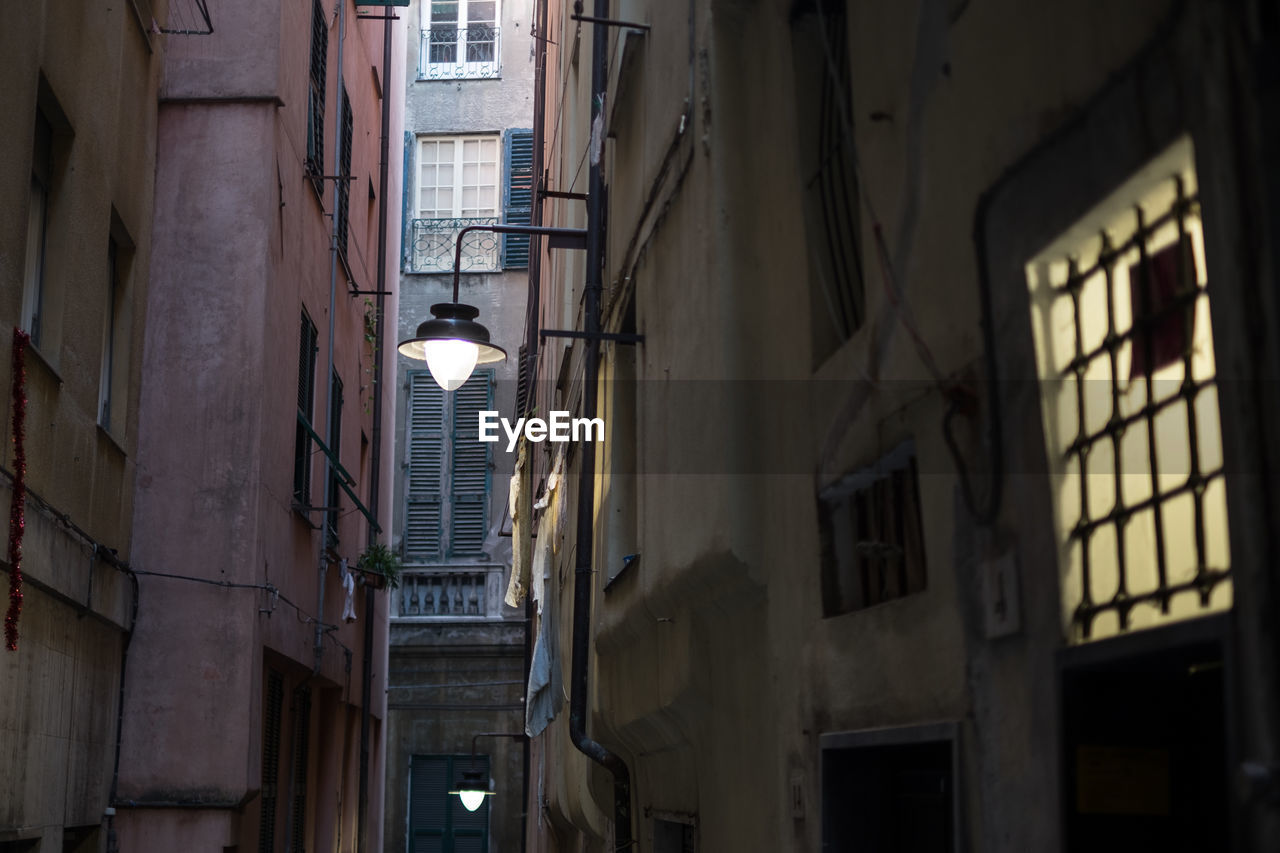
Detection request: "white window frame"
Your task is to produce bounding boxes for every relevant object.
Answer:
[419,0,501,80]
[410,134,502,272]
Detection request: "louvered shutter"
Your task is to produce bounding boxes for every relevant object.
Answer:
[502,129,534,268]
[409,756,448,853]
[259,670,285,853]
[450,373,491,556]
[406,373,445,560]
[337,86,353,255]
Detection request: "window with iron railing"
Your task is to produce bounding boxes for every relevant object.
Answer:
[419,0,500,79]
[407,135,501,272]
[1025,137,1231,644]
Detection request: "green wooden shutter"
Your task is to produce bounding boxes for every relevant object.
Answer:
[289,686,312,853]
[294,313,318,503]
[409,756,448,853]
[306,0,327,177]
[337,85,353,255]
[408,755,490,853]
[502,129,534,268]
[259,670,285,853]
[450,373,491,556]
[406,373,445,560]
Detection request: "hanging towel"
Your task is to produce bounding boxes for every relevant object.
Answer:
[504,438,532,608]
[340,559,357,623]
[525,585,563,737]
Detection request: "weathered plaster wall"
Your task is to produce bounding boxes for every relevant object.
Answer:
[522,0,1280,851]
[0,2,164,849]
[117,0,400,850]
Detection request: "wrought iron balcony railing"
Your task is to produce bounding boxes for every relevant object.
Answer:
[419,25,501,80]
[406,217,501,273]
[394,566,504,619]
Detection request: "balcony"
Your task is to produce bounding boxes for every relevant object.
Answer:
[419,26,501,80]
[405,217,501,274]
[393,566,505,619]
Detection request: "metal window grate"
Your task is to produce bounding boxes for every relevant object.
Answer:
[790,0,865,362]
[818,439,927,616]
[1039,174,1230,640]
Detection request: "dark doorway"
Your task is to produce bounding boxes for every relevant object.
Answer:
[1062,631,1229,853]
[822,732,954,852]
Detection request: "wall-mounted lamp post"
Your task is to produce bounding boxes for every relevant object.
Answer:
[447,731,527,811]
[397,224,587,391]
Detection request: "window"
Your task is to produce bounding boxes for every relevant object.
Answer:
[336,85,353,256]
[408,755,490,853]
[790,0,865,366]
[259,669,284,853]
[22,111,53,347]
[821,725,959,852]
[288,685,312,853]
[407,135,501,273]
[1025,138,1230,644]
[501,128,534,268]
[325,369,344,543]
[404,371,492,561]
[419,0,500,80]
[99,215,133,436]
[817,438,927,616]
[294,313,319,505]
[306,0,328,183]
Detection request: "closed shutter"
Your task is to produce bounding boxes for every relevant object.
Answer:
[406,373,445,560]
[294,313,318,503]
[326,370,344,545]
[337,86,353,256]
[306,0,327,177]
[450,374,491,556]
[502,129,534,268]
[259,670,285,853]
[408,755,490,853]
[409,756,448,853]
[289,686,312,853]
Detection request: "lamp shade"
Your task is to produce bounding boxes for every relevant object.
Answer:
[398,302,507,391]
[448,769,494,812]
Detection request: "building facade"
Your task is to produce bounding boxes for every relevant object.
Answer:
[522,0,1280,851]
[384,0,535,849]
[112,1,404,851]
[0,3,169,851]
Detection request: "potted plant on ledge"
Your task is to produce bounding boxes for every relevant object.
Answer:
[356,542,402,590]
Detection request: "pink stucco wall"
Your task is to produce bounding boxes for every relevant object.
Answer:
[117,0,402,849]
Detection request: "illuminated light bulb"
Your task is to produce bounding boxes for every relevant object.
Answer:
[422,339,480,391]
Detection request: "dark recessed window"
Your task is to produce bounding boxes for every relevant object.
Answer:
[818,439,927,617]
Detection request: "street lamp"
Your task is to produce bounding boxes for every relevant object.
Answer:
[447,731,526,811]
[397,302,505,391]
[398,223,588,391]
[448,767,493,812]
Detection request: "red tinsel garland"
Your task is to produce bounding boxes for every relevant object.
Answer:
[6,328,28,651]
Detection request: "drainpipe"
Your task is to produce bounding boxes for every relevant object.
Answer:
[356,12,394,853]
[318,0,348,675]
[568,2,634,849]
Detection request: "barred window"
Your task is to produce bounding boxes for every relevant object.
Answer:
[1025,137,1231,643]
[818,439,927,617]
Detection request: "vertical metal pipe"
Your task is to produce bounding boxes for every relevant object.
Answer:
[356,11,395,852]
[568,1,633,848]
